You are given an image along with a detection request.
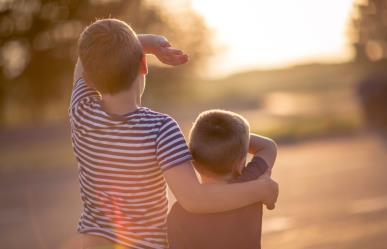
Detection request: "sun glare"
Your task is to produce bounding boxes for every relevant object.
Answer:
[191,0,355,77]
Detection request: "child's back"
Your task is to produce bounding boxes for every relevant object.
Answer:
[70,19,192,248]
[168,164,266,249]
[70,79,192,248]
[169,202,262,249]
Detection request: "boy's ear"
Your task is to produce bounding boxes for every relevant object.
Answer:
[140,54,148,75]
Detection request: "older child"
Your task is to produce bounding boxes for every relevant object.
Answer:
[70,19,278,249]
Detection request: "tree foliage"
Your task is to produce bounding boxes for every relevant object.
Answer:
[0,0,213,123]
[351,0,387,62]
[351,0,387,135]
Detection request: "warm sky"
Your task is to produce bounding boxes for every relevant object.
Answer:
[189,0,356,77]
[2,0,358,79]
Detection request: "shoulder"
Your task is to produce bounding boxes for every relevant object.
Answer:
[135,109,183,136]
[70,78,100,109]
[137,108,177,124]
[140,109,183,136]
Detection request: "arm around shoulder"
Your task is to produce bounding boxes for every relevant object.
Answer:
[163,162,278,213]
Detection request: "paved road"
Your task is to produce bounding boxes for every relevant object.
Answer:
[262,134,387,249]
[0,134,386,249]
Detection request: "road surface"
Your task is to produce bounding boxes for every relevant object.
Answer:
[0,134,386,249]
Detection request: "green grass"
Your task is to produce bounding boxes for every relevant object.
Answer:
[183,61,376,141]
[254,115,364,143]
[187,61,386,105]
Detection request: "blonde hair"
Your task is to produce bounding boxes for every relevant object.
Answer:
[78,18,143,94]
[189,109,250,175]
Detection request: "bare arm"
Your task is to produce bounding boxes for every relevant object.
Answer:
[73,57,83,85]
[249,133,278,171]
[138,34,188,65]
[164,162,278,213]
[73,34,186,84]
[74,34,186,84]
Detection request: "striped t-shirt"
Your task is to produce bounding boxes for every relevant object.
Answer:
[69,78,192,249]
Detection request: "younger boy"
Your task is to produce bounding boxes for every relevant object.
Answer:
[167,110,277,249]
[70,19,278,249]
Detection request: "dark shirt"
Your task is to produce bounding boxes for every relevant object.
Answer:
[167,156,269,249]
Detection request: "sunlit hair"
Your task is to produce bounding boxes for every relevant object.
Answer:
[78,18,143,94]
[189,109,250,176]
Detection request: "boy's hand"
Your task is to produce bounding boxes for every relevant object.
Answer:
[138,34,189,66]
[258,175,279,210]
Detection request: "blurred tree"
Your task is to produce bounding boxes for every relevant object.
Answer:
[0,0,213,124]
[358,72,387,137]
[351,0,387,136]
[351,0,387,62]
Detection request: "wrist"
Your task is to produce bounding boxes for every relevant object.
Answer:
[138,34,154,54]
[256,178,268,200]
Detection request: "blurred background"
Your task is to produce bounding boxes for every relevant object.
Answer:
[0,0,386,248]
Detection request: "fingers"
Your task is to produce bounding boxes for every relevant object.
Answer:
[159,47,189,65]
[157,36,171,48]
[159,39,171,48]
[161,47,184,56]
[164,55,189,66]
[265,203,275,210]
[171,55,188,65]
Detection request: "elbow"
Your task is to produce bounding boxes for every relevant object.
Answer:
[268,137,278,148]
[268,138,278,155]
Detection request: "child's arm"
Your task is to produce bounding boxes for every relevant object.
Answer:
[138,34,188,66]
[231,134,277,182]
[227,134,277,209]
[73,34,186,84]
[73,34,186,85]
[73,57,84,84]
[164,162,278,213]
[248,133,278,175]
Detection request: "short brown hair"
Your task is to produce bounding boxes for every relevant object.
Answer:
[189,110,250,176]
[78,18,143,94]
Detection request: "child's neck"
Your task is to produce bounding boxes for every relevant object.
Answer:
[201,173,234,184]
[101,87,140,116]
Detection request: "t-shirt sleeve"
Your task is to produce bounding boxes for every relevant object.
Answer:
[229,156,269,183]
[69,77,99,111]
[156,116,192,171]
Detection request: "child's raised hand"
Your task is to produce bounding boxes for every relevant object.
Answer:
[138,34,189,66]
